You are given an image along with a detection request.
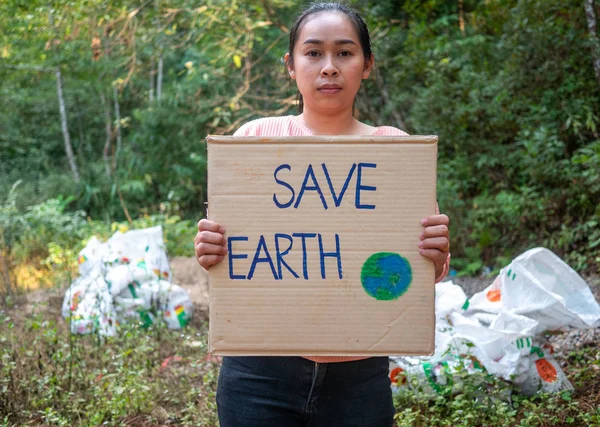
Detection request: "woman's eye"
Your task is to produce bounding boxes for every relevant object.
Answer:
[307,51,320,57]
[339,51,352,57]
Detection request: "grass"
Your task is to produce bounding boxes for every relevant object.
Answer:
[392,347,600,427]
[0,298,219,426]
[1,297,599,426]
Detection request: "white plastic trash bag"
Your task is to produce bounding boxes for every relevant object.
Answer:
[391,247,598,398]
[512,348,574,396]
[62,268,104,318]
[162,283,194,329]
[105,227,171,280]
[67,275,117,336]
[104,264,132,296]
[113,295,155,328]
[465,248,600,332]
[77,236,106,277]
[390,356,487,397]
[129,259,160,284]
[63,226,192,334]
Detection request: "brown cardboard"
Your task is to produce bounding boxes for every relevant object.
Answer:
[206,135,438,356]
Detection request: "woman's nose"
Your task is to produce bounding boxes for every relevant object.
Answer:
[321,58,339,76]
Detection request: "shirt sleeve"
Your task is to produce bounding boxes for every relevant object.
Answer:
[375,126,409,136]
[233,118,265,136]
[232,121,254,136]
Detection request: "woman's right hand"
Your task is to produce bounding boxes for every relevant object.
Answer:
[194,219,227,270]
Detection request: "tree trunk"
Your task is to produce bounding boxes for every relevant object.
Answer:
[0,226,13,300]
[149,63,155,102]
[157,55,163,102]
[100,91,112,179]
[55,68,80,184]
[584,0,600,87]
[0,250,13,300]
[154,0,163,103]
[459,0,466,36]
[112,85,123,173]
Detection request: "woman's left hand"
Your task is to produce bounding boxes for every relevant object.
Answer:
[419,214,450,279]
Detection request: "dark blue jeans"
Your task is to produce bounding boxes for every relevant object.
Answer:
[217,356,395,427]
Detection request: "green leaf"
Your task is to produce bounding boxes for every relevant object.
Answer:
[560,391,572,401]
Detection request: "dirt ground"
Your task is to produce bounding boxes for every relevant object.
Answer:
[169,257,209,306]
[170,256,210,317]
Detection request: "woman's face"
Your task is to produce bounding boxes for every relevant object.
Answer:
[286,12,373,114]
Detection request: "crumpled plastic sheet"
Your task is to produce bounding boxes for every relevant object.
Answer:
[62,226,193,336]
[390,247,600,397]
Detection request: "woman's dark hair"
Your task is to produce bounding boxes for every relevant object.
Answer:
[286,2,372,113]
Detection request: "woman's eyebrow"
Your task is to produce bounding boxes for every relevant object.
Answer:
[302,38,357,46]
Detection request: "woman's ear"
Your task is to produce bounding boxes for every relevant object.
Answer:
[284,53,296,79]
[362,54,374,79]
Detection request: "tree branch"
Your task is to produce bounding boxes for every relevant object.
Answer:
[458,0,466,37]
[0,64,53,72]
[584,0,600,88]
[260,0,289,33]
[112,84,123,173]
[56,68,80,183]
[100,91,112,179]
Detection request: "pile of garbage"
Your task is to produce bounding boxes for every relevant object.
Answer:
[62,226,194,336]
[390,247,600,396]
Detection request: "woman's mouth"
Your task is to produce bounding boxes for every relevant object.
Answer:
[318,84,342,94]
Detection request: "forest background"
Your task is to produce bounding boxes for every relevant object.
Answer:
[1,1,600,426]
[1,0,600,289]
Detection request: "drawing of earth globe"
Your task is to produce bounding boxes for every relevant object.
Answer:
[361,252,413,300]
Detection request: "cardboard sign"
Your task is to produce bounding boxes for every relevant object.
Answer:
[207,135,438,356]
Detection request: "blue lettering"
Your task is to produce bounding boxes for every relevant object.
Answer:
[228,236,249,280]
[318,233,343,279]
[294,164,328,210]
[273,164,295,208]
[292,233,317,279]
[274,233,299,279]
[356,162,377,209]
[247,235,278,280]
[322,163,356,207]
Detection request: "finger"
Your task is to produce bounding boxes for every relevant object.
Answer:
[198,219,225,234]
[199,254,225,270]
[197,230,226,245]
[418,248,448,267]
[420,225,449,240]
[419,237,449,251]
[421,214,449,227]
[196,242,227,257]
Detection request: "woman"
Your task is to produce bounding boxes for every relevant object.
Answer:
[195,3,450,426]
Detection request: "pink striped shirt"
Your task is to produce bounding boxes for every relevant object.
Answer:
[233,115,450,363]
[233,115,409,138]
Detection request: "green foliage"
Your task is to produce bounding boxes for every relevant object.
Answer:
[0,309,219,426]
[392,344,600,427]
[1,0,600,277]
[96,213,196,258]
[1,185,87,293]
[0,0,298,221]
[2,306,599,425]
[1,186,86,261]
[362,0,600,273]
[1,183,194,294]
